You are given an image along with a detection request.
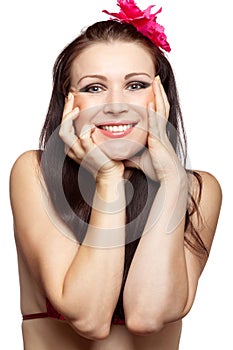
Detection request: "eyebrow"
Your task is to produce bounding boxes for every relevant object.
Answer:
[77,72,152,85]
[125,72,152,79]
[77,74,107,84]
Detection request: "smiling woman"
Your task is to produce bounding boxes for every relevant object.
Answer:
[70,42,153,159]
[9,1,222,349]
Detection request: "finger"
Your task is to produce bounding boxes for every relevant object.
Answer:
[59,106,79,142]
[59,107,79,141]
[64,137,86,161]
[153,76,170,119]
[62,92,75,120]
[79,124,96,152]
[150,78,169,141]
[65,147,81,162]
[61,94,79,136]
[147,103,160,140]
[157,77,170,119]
[61,106,80,126]
[149,106,169,144]
[153,76,165,117]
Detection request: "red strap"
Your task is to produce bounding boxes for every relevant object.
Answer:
[23,298,124,324]
[46,298,65,320]
[23,312,48,320]
[22,298,65,321]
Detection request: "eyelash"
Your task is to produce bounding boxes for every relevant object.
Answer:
[127,81,150,90]
[79,81,150,93]
[79,84,104,93]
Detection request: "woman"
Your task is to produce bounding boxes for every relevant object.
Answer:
[10,1,222,349]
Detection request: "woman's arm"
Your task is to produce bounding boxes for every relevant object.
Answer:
[10,150,125,340]
[123,77,222,335]
[124,170,221,334]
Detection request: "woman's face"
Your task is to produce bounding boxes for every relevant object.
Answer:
[70,41,156,160]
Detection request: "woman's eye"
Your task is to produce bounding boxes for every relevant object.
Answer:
[80,85,105,93]
[127,82,150,91]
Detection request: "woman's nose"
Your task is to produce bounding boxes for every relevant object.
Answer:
[103,91,129,115]
[103,102,129,115]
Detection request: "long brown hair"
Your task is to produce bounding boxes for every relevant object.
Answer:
[38,20,207,321]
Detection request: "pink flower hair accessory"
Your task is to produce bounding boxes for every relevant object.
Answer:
[103,0,171,52]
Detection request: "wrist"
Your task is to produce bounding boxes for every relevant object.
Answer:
[95,175,125,204]
[160,168,188,188]
[159,170,189,209]
[96,164,124,185]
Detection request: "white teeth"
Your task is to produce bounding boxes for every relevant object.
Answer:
[101,124,133,132]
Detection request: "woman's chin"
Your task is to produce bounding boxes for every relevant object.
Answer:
[92,128,148,161]
[98,141,145,161]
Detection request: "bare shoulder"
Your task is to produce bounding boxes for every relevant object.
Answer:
[10,150,41,208]
[10,149,74,241]
[187,170,222,253]
[10,150,40,180]
[196,170,221,191]
[10,150,45,237]
[190,170,222,213]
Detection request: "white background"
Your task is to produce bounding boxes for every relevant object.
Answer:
[0,0,231,348]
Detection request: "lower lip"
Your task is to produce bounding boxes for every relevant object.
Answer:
[97,126,136,138]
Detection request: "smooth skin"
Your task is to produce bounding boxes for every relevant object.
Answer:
[10,42,222,349]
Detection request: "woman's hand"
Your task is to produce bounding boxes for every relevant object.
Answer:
[59,93,124,181]
[124,76,186,184]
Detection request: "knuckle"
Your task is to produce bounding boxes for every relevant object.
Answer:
[80,137,94,152]
[59,130,65,140]
[80,136,90,146]
[61,112,69,122]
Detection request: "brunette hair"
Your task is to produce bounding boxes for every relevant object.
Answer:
[38,20,207,321]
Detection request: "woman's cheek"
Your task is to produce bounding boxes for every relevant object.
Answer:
[73,93,104,110]
[134,87,155,109]
[73,94,87,110]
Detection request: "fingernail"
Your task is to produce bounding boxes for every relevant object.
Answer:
[153,77,159,88]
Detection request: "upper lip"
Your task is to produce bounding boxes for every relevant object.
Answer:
[95,121,138,127]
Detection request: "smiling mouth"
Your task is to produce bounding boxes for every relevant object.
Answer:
[96,122,137,138]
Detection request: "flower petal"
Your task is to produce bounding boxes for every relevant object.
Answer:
[103,1,171,52]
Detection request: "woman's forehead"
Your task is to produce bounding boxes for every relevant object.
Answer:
[71,41,155,81]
